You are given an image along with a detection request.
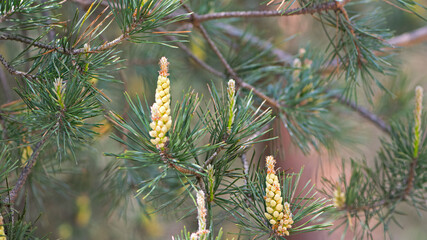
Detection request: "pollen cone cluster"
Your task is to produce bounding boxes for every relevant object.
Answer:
[333,188,346,209]
[149,57,172,149]
[264,156,293,236]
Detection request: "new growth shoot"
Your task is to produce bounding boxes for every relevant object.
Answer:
[413,86,423,158]
[190,190,210,240]
[227,79,236,134]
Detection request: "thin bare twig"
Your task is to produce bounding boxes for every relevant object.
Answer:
[161,32,224,78]
[0,54,35,79]
[195,22,282,110]
[218,23,294,64]
[388,26,427,47]
[203,151,219,168]
[190,1,340,23]
[0,34,59,51]
[403,157,418,197]
[3,132,50,205]
[240,154,249,180]
[331,92,391,134]
[194,22,239,79]
[159,151,200,176]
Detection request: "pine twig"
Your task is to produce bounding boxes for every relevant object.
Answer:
[0,11,132,56]
[343,160,418,213]
[240,154,249,182]
[218,23,294,64]
[0,54,35,79]
[189,1,340,22]
[195,22,281,110]
[388,26,427,47]
[335,0,363,68]
[178,2,283,111]
[203,151,219,168]
[403,157,417,198]
[331,92,391,134]
[159,152,200,177]
[2,132,50,205]
[217,23,397,135]
[161,32,224,78]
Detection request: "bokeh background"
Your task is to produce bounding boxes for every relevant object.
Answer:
[1,0,427,239]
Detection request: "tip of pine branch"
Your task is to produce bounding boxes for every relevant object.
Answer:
[159,56,169,77]
[266,155,276,174]
[415,86,423,122]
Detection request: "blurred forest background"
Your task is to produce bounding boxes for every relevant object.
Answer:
[1,0,427,239]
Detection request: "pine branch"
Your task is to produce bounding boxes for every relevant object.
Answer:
[218,23,294,64]
[218,23,427,136]
[186,1,340,23]
[163,30,281,115]
[193,20,281,111]
[240,154,249,182]
[0,54,35,79]
[160,151,201,176]
[162,32,224,78]
[403,157,417,198]
[2,132,50,205]
[219,25,391,135]
[388,26,427,47]
[331,92,391,134]
[0,34,59,51]
[0,13,149,56]
[203,151,219,168]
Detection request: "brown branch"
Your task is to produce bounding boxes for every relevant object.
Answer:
[0,13,130,56]
[193,1,340,22]
[159,151,200,176]
[3,132,50,205]
[178,3,425,138]
[194,22,238,79]
[218,24,427,138]
[218,23,294,64]
[388,26,427,47]
[181,3,278,112]
[0,34,65,52]
[194,21,282,111]
[240,154,249,179]
[403,157,418,197]
[335,1,363,68]
[0,54,35,79]
[331,92,391,134]
[161,32,225,78]
[203,151,219,168]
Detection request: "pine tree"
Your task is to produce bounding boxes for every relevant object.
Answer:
[0,0,426,239]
